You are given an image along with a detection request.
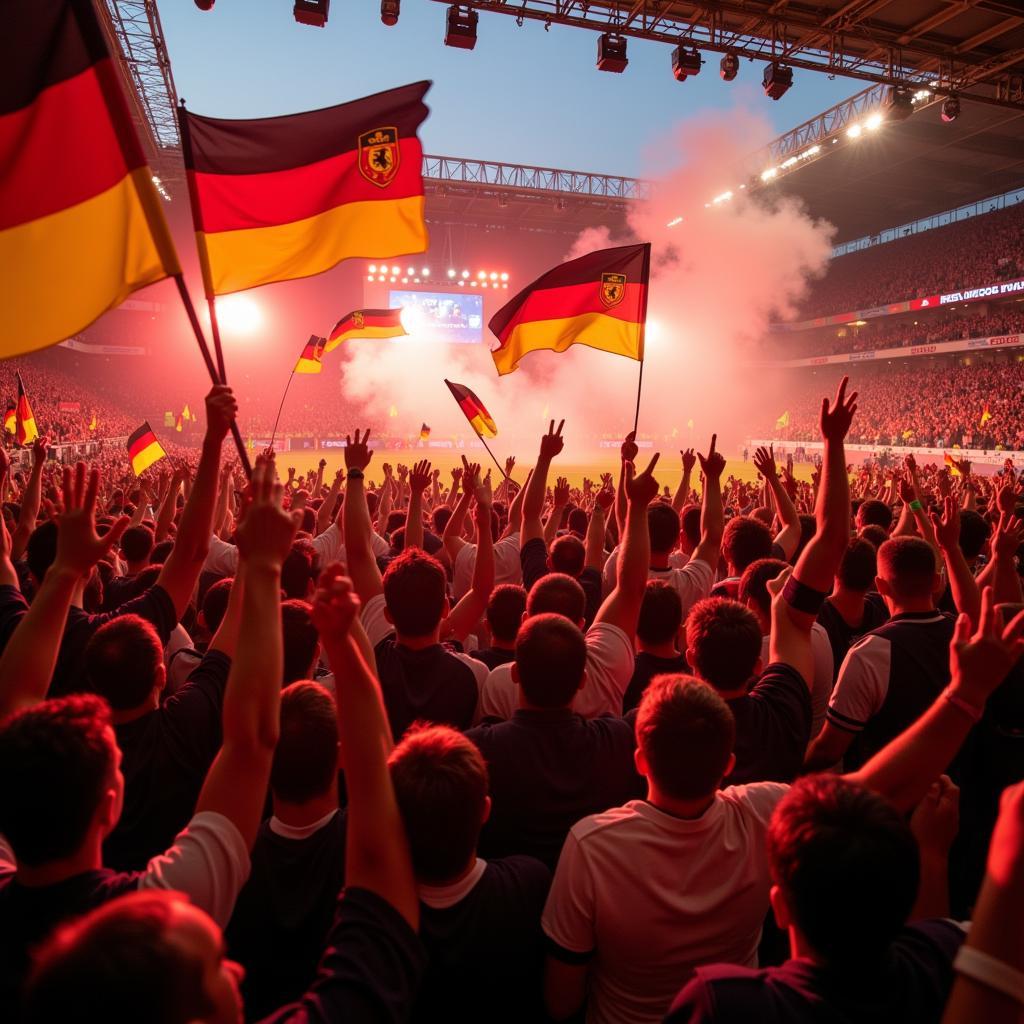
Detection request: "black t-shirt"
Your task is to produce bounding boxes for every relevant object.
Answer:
[666,920,965,1024]
[520,537,602,627]
[227,812,347,1021]
[415,857,551,1024]
[0,867,140,1009]
[726,662,811,785]
[471,646,516,671]
[374,637,480,740]
[104,650,232,871]
[260,886,427,1024]
[817,593,889,683]
[467,708,644,869]
[622,651,689,714]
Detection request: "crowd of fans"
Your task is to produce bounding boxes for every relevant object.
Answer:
[796,201,1024,320]
[1,374,1023,1024]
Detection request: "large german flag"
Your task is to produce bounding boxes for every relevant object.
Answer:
[180,82,431,297]
[489,243,651,376]
[127,421,166,476]
[445,380,497,438]
[325,308,406,352]
[295,335,327,374]
[3,402,15,436]
[1,1,180,357]
[16,374,39,446]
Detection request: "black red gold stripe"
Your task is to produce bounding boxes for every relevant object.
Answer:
[15,374,38,446]
[445,379,498,438]
[127,421,166,475]
[325,308,405,351]
[294,334,327,374]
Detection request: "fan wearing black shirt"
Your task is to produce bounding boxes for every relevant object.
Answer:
[390,723,550,1023]
[622,580,687,714]
[472,583,526,671]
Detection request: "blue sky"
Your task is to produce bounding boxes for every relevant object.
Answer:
[161,0,859,178]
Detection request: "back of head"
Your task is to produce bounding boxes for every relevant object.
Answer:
[431,505,453,534]
[838,537,878,592]
[84,615,163,711]
[738,558,789,620]
[271,682,338,804]
[151,539,174,565]
[794,514,817,561]
[958,510,991,560]
[680,505,701,549]
[515,613,587,708]
[383,549,447,637]
[526,572,586,624]
[567,507,588,537]
[877,536,936,602]
[685,598,762,691]
[281,600,318,684]
[120,525,154,565]
[647,502,681,555]
[385,510,405,536]
[24,891,214,1024]
[722,516,773,574]
[26,520,58,584]
[0,695,114,866]
[857,499,893,531]
[768,774,918,965]
[637,580,683,647]
[550,534,585,577]
[281,540,316,600]
[858,523,889,550]
[200,577,233,634]
[636,676,735,800]
[486,583,527,645]
[389,525,407,554]
[388,725,489,884]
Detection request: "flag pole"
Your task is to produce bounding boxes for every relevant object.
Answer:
[632,242,653,436]
[269,371,296,453]
[474,431,508,482]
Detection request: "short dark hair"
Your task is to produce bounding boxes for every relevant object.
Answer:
[958,510,991,560]
[281,540,316,600]
[0,695,115,866]
[486,584,527,644]
[648,503,681,555]
[857,499,893,531]
[281,600,318,684]
[151,539,174,565]
[680,505,701,548]
[839,537,877,591]
[200,577,233,633]
[636,676,735,799]
[794,514,817,561]
[385,510,405,536]
[514,614,587,708]
[383,549,447,636]
[271,682,338,804]
[738,558,789,618]
[550,534,585,577]
[431,506,452,534]
[637,581,683,646]
[526,573,585,624]
[389,525,407,553]
[26,520,58,583]
[768,774,918,964]
[84,616,163,711]
[24,891,215,1024]
[567,508,588,537]
[389,725,489,883]
[877,537,936,600]
[120,525,154,565]
[858,524,889,550]
[686,598,762,691]
[722,516,773,573]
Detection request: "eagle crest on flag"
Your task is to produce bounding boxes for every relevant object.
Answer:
[353,311,365,329]
[358,127,400,188]
[600,272,626,309]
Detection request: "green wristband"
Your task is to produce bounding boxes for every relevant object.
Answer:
[909,499,923,511]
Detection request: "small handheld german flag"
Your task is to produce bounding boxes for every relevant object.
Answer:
[295,335,327,374]
[15,373,38,446]
[445,380,497,438]
[324,308,405,352]
[3,401,15,436]
[488,243,650,376]
[420,423,431,441]
[127,421,166,476]
[175,414,183,433]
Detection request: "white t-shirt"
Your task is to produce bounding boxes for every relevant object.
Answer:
[759,623,835,738]
[542,786,788,1024]
[602,548,714,616]
[479,621,633,720]
[452,534,522,600]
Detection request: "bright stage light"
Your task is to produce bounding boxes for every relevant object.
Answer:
[421,267,430,277]
[406,267,414,276]
[471,280,477,286]
[369,264,377,273]
[390,276,397,282]
[865,112,883,131]
[367,275,374,281]
[399,304,427,336]
[447,269,456,278]
[391,265,400,275]
[500,272,509,281]
[847,123,862,138]
[760,167,778,182]
[477,271,487,279]
[461,270,470,279]
[489,272,498,280]
[216,294,262,334]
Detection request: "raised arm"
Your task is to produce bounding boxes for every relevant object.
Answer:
[690,434,726,569]
[932,496,982,629]
[311,565,419,929]
[585,486,613,572]
[444,472,495,644]
[522,420,564,547]
[342,428,383,603]
[671,448,696,513]
[195,455,298,849]
[502,464,530,538]
[405,459,431,552]
[11,437,47,561]
[154,466,182,543]
[754,444,801,561]
[375,468,394,535]
[544,476,570,547]
[442,457,478,560]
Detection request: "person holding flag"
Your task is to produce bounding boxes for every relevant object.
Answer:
[126,422,167,476]
[15,373,39,447]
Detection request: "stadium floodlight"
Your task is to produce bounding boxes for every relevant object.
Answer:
[597,33,628,73]
[720,53,739,81]
[762,63,793,101]
[293,0,329,27]
[367,275,374,282]
[671,45,702,82]
[461,270,470,279]
[421,268,430,277]
[447,269,456,278]
[391,266,400,275]
[886,86,915,121]
[500,272,509,281]
[865,112,883,131]
[445,6,478,49]
[847,123,862,139]
[489,272,498,280]
[942,95,961,122]
[368,264,377,274]
[478,271,487,279]
[381,0,399,25]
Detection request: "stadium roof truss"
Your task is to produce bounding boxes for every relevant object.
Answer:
[432,0,1024,110]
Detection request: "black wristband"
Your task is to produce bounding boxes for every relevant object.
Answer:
[783,575,828,615]
[347,468,364,480]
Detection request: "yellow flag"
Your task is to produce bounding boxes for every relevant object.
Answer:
[89,413,97,431]
[775,411,790,430]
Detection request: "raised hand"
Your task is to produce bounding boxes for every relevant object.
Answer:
[993,511,1024,559]
[600,472,613,489]
[344,429,373,472]
[681,448,697,474]
[397,464,409,483]
[624,453,660,507]
[930,496,960,551]
[898,473,916,506]
[553,476,570,506]
[950,587,1024,707]
[32,436,49,468]
[504,455,516,477]
[235,455,300,568]
[474,470,493,512]
[819,375,858,442]
[409,459,432,493]
[621,430,639,463]
[310,563,362,641]
[53,463,130,578]
[540,419,565,460]
[697,434,726,482]
[996,475,1023,515]
[461,456,481,495]
[595,485,615,512]
[204,384,238,444]
[753,445,777,480]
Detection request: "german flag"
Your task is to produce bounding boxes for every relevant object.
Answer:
[420,423,431,441]
[180,82,431,298]
[295,335,327,374]
[175,414,183,433]
[3,402,15,436]
[16,374,39,446]
[127,422,166,476]
[325,308,405,353]
[489,243,650,376]
[2,1,180,357]
[445,380,497,438]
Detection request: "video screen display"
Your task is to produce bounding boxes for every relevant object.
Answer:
[389,290,483,344]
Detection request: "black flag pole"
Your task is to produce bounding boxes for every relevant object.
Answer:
[474,431,507,482]
[269,371,296,454]
[632,242,653,436]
